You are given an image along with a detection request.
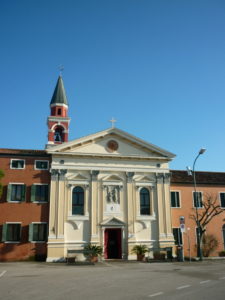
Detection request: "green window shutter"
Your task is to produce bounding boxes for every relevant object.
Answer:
[21,185,26,202]
[33,224,38,241]
[46,185,49,202]
[45,224,48,241]
[6,184,12,202]
[31,185,36,202]
[19,224,22,241]
[28,224,33,242]
[2,224,7,242]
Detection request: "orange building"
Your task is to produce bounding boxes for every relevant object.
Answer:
[171,170,225,258]
[0,149,51,261]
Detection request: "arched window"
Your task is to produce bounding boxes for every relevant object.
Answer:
[72,186,84,215]
[54,126,63,142]
[223,224,225,249]
[140,187,150,215]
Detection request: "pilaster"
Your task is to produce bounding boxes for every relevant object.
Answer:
[48,169,59,239]
[57,169,67,238]
[156,173,174,248]
[126,172,135,241]
[90,170,99,242]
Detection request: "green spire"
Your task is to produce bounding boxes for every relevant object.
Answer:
[50,76,68,106]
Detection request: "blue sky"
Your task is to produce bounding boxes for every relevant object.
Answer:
[1,0,225,171]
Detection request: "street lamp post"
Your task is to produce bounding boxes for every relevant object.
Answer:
[192,148,206,261]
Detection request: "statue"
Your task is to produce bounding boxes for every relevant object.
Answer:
[106,186,120,204]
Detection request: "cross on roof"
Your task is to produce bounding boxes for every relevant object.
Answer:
[109,118,117,128]
[58,64,64,76]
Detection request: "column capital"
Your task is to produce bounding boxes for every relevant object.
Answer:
[91,170,99,181]
[51,169,59,181]
[126,172,135,183]
[59,169,67,181]
[156,173,164,182]
[164,173,171,183]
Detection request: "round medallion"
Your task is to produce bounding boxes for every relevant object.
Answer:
[106,140,119,152]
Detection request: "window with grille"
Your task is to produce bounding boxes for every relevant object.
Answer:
[29,223,47,242]
[35,160,49,170]
[31,185,49,203]
[140,188,150,215]
[170,191,180,208]
[7,184,26,202]
[220,193,225,208]
[2,224,21,242]
[11,159,25,169]
[193,191,203,208]
[72,186,84,215]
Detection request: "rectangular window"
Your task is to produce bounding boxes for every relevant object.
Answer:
[173,228,183,245]
[170,191,180,208]
[31,185,49,202]
[29,223,47,242]
[11,159,25,169]
[193,191,203,208]
[220,193,225,208]
[2,224,21,242]
[7,184,26,202]
[35,160,49,170]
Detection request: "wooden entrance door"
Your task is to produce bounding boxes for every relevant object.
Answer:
[104,228,122,259]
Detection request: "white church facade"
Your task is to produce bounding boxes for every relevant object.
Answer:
[46,127,176,261]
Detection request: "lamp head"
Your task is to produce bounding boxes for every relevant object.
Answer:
[186,166,192,176]
[199,148,206,155]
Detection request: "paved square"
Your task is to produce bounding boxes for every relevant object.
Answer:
[0,260,225,299]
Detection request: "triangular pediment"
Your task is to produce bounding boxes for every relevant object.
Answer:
[135,175,153,182]
[67,173,89,181]
[101,217,125,227]
[47,128,175,160]
[103,174,123,181]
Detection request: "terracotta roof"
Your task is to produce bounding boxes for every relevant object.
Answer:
[171,170,225,185]
[0,148,49,156]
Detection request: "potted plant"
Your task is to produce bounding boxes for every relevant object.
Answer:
[84,244,103,262]
[131,244,148,261]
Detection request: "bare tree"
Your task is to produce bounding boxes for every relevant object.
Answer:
[190,192,225,256]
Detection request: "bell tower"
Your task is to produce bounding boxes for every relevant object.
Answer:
[46,76,71,148]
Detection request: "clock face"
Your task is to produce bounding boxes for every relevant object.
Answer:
[106,140,119,152]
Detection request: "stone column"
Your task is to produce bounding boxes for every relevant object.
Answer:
[90,170,99,243]
[57,169,67,239]
[150,186,155,215]
[47,169,66,261]
[164,173,173,238]
[126,172,135,257]
[48,169,59,239]
[84,184,90,216]
[156,173,174,248]
[156,173,166,243]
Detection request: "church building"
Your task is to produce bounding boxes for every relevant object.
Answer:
[1,75,224,262]
[45,76,176,261]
